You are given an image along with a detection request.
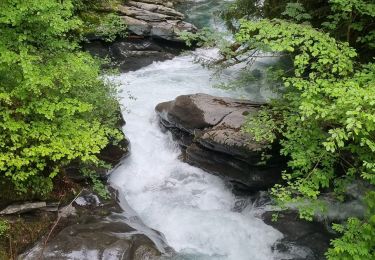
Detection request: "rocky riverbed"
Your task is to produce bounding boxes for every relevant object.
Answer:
[7,1,341,259]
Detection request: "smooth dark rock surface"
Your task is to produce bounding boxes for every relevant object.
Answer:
[156,93,285,190]
[20,190,164,260]
[84,38,183,72]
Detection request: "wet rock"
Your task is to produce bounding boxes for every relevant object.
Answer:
[156,94,263,131]
[0,202,46,215]
[21,221,161,260]
[84,38,183,72]
[98,137,130,167]
[155,93,285,190]
[262,211,334,260]
[185,143,282,190]
[20,190,164,260]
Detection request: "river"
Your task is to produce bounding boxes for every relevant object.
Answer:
[110,1,287,259]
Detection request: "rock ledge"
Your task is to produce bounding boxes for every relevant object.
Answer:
[156,93,285,190]
[118,1,197,41]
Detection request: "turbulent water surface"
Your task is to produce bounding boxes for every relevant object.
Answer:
[110,1,286,259]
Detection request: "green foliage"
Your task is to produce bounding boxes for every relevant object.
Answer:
[326,191,375,259]
[95,13,127,42]
[322,0,375,50]
[187,0,375,257]
[221,0,264,26]
[0,219,9,237]
[222,0,375,60]
[236,17,374,258]
[81,162,110,199]
[0,0,123,195]
[73,0,121,11]
[81,12,127,42]
[74,0,127,42]
[281,3,311,22]
[178,28,229,48]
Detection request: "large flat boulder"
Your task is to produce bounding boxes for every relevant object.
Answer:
[156,93,285,190]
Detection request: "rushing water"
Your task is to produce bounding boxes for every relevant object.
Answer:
[110,1,286,259]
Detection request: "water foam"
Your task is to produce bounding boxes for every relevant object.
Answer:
[109,53,284,260]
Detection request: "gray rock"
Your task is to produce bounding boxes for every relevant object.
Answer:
[119,6,172,22]
[117,1,197,41]
[20,190,166,260]
[138,0,174,8]
[84,38,182,72]
[122,16,151,35]
[21,221,161,260]
[156,94,259,131]
[127,1,185,18]
[155,93,285,190]
[0,202,46,215]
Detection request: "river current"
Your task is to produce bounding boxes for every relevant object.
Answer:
[110,1,286,259]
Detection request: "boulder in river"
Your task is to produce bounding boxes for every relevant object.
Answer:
[155,93,285,191]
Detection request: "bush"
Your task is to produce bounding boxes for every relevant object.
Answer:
[0,220,9,237]
[0,0,123,194]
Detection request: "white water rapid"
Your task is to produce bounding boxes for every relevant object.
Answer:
[110,1,286,259]
[109,51,285,260]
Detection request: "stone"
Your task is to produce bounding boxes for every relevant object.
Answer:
[127,1,185,18]
[117,1,197,42]
[19,190,166,259]
[262,211,334,260]
[98,137,130,167]
[156,93,285,190]
[20,221,161,260]
[121,16,151,35]
[0,202,46,215]
[156,93,263,132]
[84,38,183,72]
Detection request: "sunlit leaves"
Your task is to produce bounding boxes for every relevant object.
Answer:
[0,0,122,194]
[237,15,374,260]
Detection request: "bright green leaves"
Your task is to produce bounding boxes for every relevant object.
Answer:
[237,16,374,229]
[207,0,375,258]
[236,19,357,78]
[326,192,375,259]
[0,0,123,194]
[93,13,127,42]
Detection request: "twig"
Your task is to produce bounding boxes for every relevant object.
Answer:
[305,152,326,180]
[38,189,83,260]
